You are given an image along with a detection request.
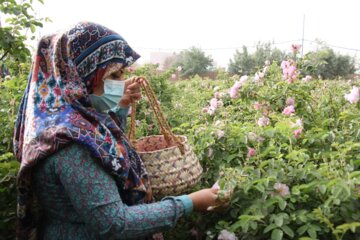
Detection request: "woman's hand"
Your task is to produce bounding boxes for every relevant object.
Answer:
[119,76,143,107]
[188,188,219,212]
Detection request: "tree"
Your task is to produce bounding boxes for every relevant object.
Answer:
[173,47,213,78]
[228,46,254,75]
[228,42,287,75]
[0,0,47,64]
[299,45,356,79]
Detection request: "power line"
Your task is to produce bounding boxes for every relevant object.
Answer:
[134,40,302,52]
[304,39,360,52]
[134,39,360,54]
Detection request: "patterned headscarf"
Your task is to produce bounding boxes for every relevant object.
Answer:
[13,22,150,239]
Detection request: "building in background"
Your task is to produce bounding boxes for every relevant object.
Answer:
[149,52,176,70]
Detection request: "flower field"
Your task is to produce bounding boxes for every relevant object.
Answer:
[132,61,360,239]
[165,65,359,239]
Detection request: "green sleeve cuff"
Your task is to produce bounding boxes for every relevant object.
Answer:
[161,195,193,215]
[111,106,130,117]
[174,195,193,215]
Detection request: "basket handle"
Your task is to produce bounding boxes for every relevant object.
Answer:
[128,77,185,154]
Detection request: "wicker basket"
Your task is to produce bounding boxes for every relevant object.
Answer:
[135,135,203,197]
[128,78,203,198]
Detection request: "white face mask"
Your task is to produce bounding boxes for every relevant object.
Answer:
[89,79,125,112]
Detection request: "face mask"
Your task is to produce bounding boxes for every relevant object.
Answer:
[89,79,125,112]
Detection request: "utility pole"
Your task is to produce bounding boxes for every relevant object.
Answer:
[301,14,305,57]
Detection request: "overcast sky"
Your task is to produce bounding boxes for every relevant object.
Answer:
[33,0,360,67]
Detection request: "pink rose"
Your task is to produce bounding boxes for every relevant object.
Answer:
[291,44,301,54]
[257,116,270,127]
[216,130,225,139]
[295,119,303,128]
[253,102,262,110]
[254,73,261,82]
[282,105,295,116]
[210,98,218,108]
[344,86,360,104]
[212,181,220,190]
[294,128,302,138]
[281,60,290,69]
[302,75,312,82]
[218,230,238,240]
[274,183,290,196]
[232,81,242,90]
[281,60,298,83]
[286,97,295,106]
[207,106,216,115]
[229,87,238,99]
[247,147,256,158]
[239,75,248,84]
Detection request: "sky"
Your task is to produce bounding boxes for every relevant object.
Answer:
[31,0,360,68]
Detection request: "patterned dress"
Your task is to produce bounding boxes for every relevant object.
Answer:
[32,109,193,239]
[13,22,184,239]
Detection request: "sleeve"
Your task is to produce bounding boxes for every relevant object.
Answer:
[54,144,193,239]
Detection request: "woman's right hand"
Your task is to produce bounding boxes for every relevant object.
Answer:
[188,188,219,212]
[119,77,143,107]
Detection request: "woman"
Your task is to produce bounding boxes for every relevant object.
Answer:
[13,22,220,239]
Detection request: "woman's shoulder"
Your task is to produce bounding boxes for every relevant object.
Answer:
[39,143,96,174]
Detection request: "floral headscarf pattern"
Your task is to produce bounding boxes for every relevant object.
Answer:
[13,22,149,239]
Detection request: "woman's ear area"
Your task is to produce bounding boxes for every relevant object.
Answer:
[108,67,126,80]
[91,68,107,96]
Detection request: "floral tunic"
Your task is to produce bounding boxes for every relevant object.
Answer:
[32,108,193,239]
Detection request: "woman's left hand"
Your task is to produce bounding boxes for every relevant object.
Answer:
[119,77,143,107]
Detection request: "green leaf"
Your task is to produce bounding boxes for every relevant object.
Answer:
[250,221,258,230]
[274,215,283,227]
[307,228,317,239]
[297,225,308,235]
[30,24,36,33]
[278,198,287,210]
[334,222,360,234]
[318,185,326,194]
[264,224,277,233]
[281,225,294,238]
[333,198,340,205]
[292,186,300,195]
[254,184,265,193]
[271,229,283,240]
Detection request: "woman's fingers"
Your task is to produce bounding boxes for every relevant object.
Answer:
[128,92,142,101]
[119,77,144,107]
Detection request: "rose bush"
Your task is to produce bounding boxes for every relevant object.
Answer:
[161,62,360,239]
[0,58,359,239]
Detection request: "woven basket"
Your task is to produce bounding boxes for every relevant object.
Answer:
[128,78,203,198]
[135,135,203,197]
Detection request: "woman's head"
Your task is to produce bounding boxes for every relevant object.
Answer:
[65,22,139,96]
